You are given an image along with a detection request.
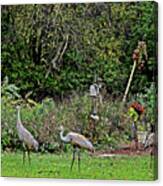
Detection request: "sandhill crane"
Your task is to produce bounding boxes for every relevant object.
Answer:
[59,126,94,171]
[16,105,39,164]
[144,132,156,167]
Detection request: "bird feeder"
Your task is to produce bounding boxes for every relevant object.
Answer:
[90,112,100,121]
[89,83,99,117]
[90,84,99,97]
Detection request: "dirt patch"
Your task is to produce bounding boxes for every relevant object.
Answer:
[94,143,152,157]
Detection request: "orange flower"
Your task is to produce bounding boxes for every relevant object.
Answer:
[130,102,145,116]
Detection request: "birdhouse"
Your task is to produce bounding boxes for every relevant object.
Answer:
[90,84,99,97]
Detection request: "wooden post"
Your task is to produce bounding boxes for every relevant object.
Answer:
[122,41,147,103]
[122,60,137,103]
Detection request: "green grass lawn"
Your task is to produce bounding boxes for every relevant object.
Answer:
[1,152,156,180]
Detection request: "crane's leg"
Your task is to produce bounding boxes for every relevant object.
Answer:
[150,147,154,168]
[77,149,81,172]
[150,155,152,168]
[22,143,26,165]
[27,149,31,165]
[23,150,26,165]
[70,147,76,171]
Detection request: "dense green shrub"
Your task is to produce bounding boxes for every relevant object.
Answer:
[1,2,157,101]
[2,91,156,152]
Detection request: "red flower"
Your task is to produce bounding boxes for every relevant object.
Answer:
[132,49,139,61]
[130,102,145,116]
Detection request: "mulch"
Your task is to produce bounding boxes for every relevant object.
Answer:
[94,143,152,157]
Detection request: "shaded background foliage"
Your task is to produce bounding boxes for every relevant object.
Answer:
[1,2,157,101]
[1,2,157,152]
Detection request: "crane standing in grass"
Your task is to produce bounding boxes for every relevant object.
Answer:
[144,132,156,167]
[16,105,39,164]
[59,126,95,171]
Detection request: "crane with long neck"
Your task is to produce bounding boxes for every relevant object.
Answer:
[16,105,39,164]
[59,126,94,171]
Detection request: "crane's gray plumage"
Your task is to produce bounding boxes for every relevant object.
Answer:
[16,105,38,164]
[59,126,94,171]
[60,126,94,151]
[144,132,155,149]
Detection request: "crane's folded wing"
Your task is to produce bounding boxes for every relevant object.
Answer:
[68,132,94,151]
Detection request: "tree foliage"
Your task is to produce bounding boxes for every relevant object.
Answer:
[1,2,157,101]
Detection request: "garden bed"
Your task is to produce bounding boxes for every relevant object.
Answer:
[94,143,152,157]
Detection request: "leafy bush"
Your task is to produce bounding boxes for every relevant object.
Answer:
[0,94,141,152]
[1,77,156,153]
[1,2,157,101]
